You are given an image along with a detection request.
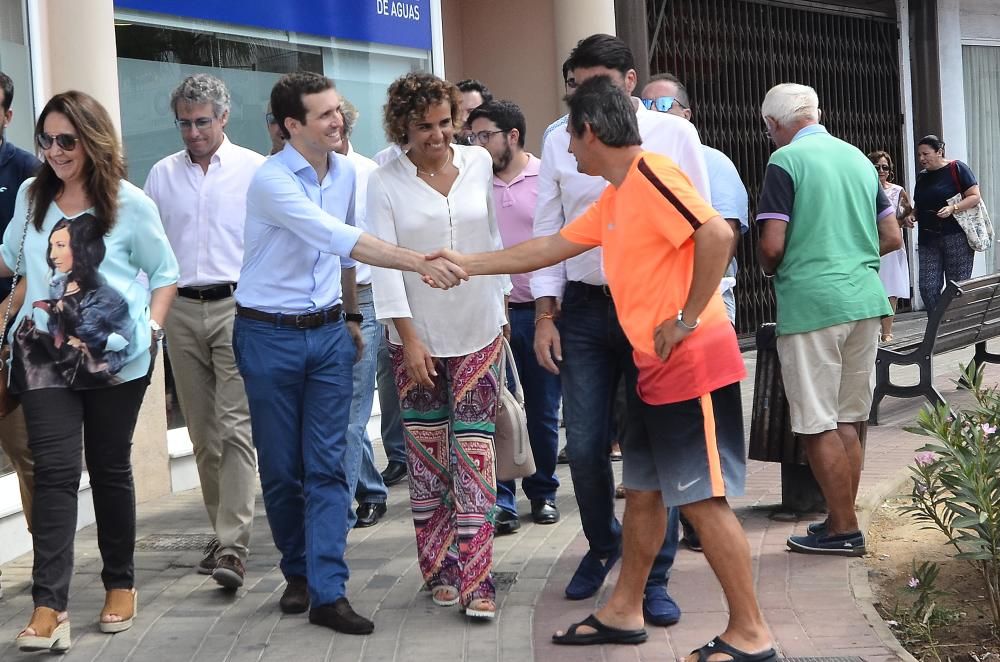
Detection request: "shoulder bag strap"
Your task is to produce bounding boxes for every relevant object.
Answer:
[949,161,964,199]
[1,214,30,343]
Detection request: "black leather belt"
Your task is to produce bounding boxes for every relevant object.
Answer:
[236,304,343,329]
[565,281,613,298]
[508,301,536,310]
[178,283,236,301]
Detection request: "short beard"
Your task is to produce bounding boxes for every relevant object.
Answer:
[492,144,512,174]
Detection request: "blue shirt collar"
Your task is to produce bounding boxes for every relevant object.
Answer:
[791,123,828,143]
[275,141,336,184]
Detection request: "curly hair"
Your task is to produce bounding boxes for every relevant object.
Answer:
[382,73,462,146]
[170,73,231,118]
[29,91,125,234]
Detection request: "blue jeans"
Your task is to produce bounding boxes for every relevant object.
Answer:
[559,282,678,588]
[347,286,388,522]
[497,307,561,514]
[376,332,406,465]
[233,315,355,605]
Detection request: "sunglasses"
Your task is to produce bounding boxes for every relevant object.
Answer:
[265,112,277,126]
[874,164,891,172]
[36,132,79,151]
[641,96,685,113]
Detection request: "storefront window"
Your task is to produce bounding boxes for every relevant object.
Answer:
[114,11,431,187]
[0,0,32,478]
[114,7,431,431]
[0,0,33,151]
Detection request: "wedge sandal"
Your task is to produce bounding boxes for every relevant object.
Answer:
[16,606,71,652]
[100,587,138,634]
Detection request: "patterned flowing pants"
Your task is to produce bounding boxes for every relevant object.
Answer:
[389,334,502,607]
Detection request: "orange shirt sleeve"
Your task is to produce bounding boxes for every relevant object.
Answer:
[560,195,606,247]
[635,155,719,249]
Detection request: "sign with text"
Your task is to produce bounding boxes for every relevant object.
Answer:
[114,0,432,50]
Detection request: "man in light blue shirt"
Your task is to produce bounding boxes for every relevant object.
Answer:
[640,73,749,554]
[641,73,749,325]
[234,72,466,636]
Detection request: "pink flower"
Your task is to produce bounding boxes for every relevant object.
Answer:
[982,423,997,435]
[908,577,920,589]
[914,451,936,467]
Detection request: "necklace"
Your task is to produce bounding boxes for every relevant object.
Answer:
[414,151,452,177]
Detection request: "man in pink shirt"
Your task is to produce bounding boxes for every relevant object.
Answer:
[467,100,561,533]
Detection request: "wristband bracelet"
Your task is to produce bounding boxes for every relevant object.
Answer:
[534,312,555,325]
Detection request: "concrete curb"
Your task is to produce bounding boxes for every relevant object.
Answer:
[851,463,920,662]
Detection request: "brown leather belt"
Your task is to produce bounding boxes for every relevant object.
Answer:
[236,304,343,329]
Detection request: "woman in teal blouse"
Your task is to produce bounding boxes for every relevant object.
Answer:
[6,91,178,653]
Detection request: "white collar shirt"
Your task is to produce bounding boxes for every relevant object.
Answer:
[143,136,266,288]
[530,99,711,297]
[368,144,508,356]
[345,143,379,285]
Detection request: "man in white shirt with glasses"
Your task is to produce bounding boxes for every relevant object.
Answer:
[144,74,266,590]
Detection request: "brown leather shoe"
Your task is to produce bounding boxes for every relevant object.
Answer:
[212,555,245,589]
[308,597,374,634]
[197,538,220,575]
[279,576,310,614]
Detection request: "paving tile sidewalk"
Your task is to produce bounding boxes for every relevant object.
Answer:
[0,344,989,661]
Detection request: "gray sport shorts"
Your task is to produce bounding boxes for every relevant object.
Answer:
[621,377,747,508]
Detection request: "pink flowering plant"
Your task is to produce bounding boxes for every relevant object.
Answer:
[901,362,1000,631]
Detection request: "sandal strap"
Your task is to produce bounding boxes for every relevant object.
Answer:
[102,588,136,620]
[21,606,62,638]
[693,636,777,662]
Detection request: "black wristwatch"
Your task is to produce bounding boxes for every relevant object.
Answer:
[344,313,364,324]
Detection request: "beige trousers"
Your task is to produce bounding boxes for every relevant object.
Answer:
[165,296,256,560]
[0,407,32,530]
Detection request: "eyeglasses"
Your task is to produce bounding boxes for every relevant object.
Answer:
[470,129,505,146]
[874,164,891,172]
[174,117,216,132]
[36,132,78,151]
[265,112,277,126]
[640,96,685,113]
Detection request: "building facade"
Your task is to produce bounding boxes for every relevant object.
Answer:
[0,0,995,562]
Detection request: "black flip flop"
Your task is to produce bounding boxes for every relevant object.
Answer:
[690,636,778,662]
[552,614,648,646]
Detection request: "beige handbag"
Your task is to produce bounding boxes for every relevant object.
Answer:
[948,161,993,252]
[494,337,535,481]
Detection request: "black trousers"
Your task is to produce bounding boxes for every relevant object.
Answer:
[23,379,149,611]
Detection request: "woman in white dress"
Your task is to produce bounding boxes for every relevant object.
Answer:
[869,150,913,342]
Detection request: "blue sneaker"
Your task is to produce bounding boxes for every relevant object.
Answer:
[787,530,865,557]
[565,547,621,600]
[643,585,681,626]
[806,519,828,536]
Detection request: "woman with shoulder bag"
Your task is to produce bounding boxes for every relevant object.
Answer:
[913,135,982,311]
[7,91,178,653]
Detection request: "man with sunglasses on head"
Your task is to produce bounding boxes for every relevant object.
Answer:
[467,99,561,535]
[0,70,39,601]
[640,73,749,554]
[144,74,266,589]
[531,33,709,627]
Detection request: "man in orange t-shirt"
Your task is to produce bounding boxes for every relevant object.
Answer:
[428,76,774,662]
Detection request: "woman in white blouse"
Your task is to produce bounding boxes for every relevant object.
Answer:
[369,73,508,621]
